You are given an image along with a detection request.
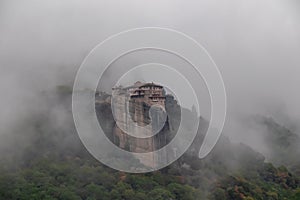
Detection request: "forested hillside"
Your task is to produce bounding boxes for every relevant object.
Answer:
[0,86,299,200]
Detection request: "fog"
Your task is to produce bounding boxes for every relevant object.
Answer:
[1,0,300,158]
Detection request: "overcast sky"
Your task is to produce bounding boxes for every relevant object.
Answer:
[1,0,300,145]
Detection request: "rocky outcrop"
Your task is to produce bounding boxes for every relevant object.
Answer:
[96,92,172,167]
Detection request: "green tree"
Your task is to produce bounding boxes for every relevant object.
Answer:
[149,188,175,200]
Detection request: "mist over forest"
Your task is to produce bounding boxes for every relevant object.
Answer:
[1,0,300,199]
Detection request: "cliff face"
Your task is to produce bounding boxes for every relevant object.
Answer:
[96,87,173,167]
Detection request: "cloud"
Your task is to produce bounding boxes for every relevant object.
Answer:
[0,0,299,157]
